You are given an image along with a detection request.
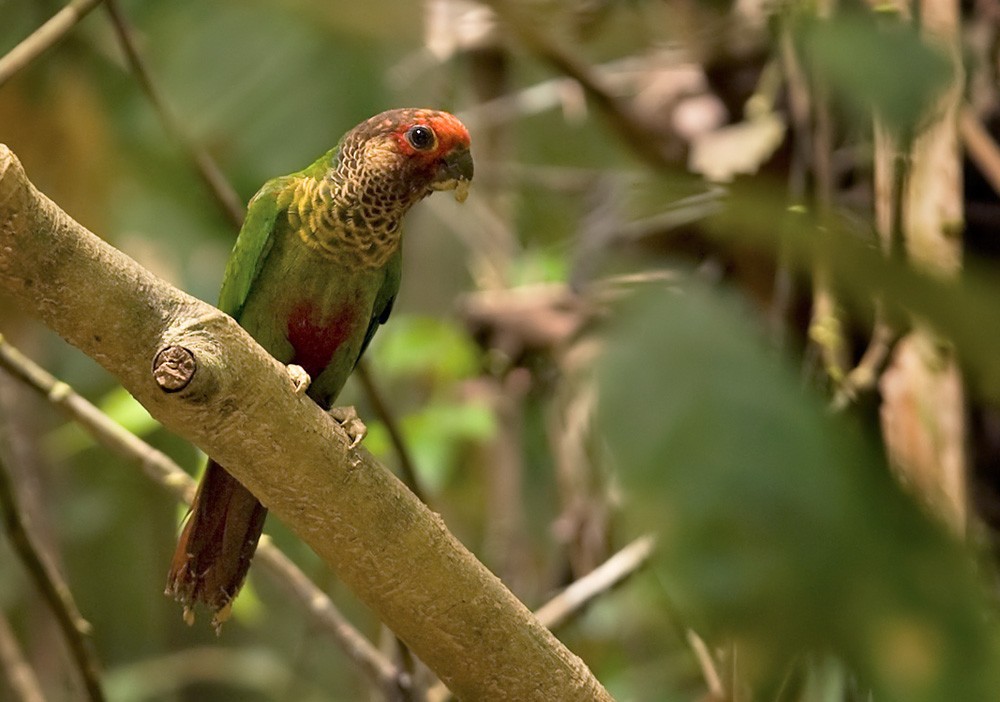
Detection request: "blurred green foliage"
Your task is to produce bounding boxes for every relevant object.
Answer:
[797,12,953,134]
[363,315,495,491]
[600,282,1000,700]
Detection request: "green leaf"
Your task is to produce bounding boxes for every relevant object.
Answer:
[403,400,496,491]
[369,315,480,382]
[366,399,496,492]
[598,282,1000,700]
[99,385,160,437]
[46,386,160,459]
[798,12,953,133]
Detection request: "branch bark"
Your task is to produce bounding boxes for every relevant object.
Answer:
[0,144,612,701]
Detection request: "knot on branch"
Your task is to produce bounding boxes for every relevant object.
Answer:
[153,345,196,392]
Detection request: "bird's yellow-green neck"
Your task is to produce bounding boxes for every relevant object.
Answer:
[285,172,410,270]
[280,108,472,270]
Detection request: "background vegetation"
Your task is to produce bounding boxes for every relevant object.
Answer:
[1,0,1000,700]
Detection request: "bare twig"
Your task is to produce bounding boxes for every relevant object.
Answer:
[481,370,533,596]
[428,533,655,702]
[832,309,896,411]
[0,0,105,88]
[960,105,1000,199]
[0,613,46,702]
[477,0,672,169]
[0,334,403,694]
[533,534,655,630]
[0,454,105,702]
[102,0,245,229]
[0,335,193,504]
[355,361,426,505]
[255,540,408,696]
[809,277,850,386]
[687,629,726,702]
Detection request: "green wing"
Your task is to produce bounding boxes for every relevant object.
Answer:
[355,247,402,366]
[217,176,291,320]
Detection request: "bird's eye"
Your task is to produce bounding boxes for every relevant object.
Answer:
[405,125,435,151]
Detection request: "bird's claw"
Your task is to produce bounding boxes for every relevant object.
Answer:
[286,364,311,396]
[328,406,367,448]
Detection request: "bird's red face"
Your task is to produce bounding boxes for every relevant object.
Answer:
[350,108,474,204]
[391,110,470,161]
[391,110,473,202]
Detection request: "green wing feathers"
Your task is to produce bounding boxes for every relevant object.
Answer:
[356,248,402,366]
[217,177,291,319]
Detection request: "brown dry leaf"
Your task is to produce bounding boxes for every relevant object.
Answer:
[879,329,967,533]
[688,111,786,183]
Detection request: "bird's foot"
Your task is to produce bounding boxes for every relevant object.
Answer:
[329,405,367,448]
[286,364,311,396]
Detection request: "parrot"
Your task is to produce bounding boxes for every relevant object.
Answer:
[165,108,473,630]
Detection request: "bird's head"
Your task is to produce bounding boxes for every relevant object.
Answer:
[335,108,474,209]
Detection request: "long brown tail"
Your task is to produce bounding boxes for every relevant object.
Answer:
[165,458,268,631]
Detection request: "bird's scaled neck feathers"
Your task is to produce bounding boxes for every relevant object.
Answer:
[287,140,426,270]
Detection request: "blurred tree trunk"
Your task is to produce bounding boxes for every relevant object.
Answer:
[880,0,968,534]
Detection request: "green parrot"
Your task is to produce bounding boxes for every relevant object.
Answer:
[166,108,473,628]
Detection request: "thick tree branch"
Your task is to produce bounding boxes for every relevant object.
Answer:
[0,144,612,701]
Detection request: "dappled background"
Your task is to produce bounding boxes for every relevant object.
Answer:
[2,0,1000,700]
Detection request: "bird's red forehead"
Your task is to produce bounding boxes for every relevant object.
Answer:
[418,110,470,148]
[387,109,470,156]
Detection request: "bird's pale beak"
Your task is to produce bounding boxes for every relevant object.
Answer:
[432,146,474,202]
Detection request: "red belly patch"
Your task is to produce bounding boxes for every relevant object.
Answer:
[286,302,358,379]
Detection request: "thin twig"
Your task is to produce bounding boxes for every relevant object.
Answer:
[102,0,245,229]
[0,0,105,88]
[0,454,105,702]
[255,539,409,697]
[809,273,850,385]
[0,334,403,694]
[687,630,726,701]
[831,308,896,411]
[960,105,1000,199]
[428,534,656,702]
[477,0,672,170]
[353,362,427,698]
[355,361,426,505]
[533,534,655,630]
[0,613,46,702]
[0,335,192,504]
